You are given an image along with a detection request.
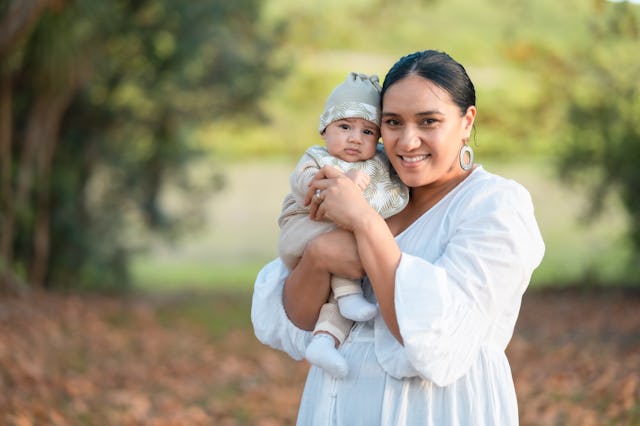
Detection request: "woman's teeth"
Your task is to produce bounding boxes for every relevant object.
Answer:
[402,155,427,163]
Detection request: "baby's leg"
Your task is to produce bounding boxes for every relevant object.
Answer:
[332,276,377,321]
[279,215,335,271]
[305,295,352,378]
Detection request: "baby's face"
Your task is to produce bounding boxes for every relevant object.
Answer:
[323,118,380,162]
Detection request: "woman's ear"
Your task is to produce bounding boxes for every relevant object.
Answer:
[463,106,477,137]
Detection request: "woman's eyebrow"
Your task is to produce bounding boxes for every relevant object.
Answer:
[414,110,443,116]
[381,110,443,117]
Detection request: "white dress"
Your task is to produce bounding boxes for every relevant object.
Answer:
[252,166,545,426]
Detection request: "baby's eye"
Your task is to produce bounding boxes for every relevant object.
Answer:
[339,123,350,130]
[363,129,374,135]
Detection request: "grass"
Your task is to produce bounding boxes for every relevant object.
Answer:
[132,158,633,292]
[152,290,254,340]
[131,259,268,291]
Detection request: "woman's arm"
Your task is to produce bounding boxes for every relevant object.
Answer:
[352,212,403,342]
[308,166,404,342]
[283,228,365,330]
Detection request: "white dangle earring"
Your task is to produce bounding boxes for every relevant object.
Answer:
[459,140,474,171]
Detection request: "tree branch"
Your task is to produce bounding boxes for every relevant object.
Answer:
[0,0,53,59]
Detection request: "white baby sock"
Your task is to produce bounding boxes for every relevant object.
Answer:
[337,293,377,322]
[305,334,348,378]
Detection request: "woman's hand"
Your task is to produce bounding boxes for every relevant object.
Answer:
[305,165,375,232]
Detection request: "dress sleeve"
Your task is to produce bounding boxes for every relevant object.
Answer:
[376,181,545,386]
[251,258,312,360]
[290,149,323,201]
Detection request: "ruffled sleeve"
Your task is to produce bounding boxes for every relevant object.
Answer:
[374,177,545,386]
[251,258,312,360]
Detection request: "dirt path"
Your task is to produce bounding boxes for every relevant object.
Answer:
[0,288,638,425]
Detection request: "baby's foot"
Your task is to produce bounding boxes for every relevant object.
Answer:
[305,334,348,378]
[337,294,377,321]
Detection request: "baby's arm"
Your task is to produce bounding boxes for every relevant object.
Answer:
[345,169,370,192]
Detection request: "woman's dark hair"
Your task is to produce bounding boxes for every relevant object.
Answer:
[381,50,476,115]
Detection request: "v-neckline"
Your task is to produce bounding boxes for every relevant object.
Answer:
[391,166,482,239]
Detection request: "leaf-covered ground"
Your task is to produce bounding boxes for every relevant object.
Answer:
[0,288,638,425]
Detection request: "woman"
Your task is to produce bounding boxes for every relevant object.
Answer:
[252,50,545,425]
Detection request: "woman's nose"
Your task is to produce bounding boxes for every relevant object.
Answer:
[399,126,421,149]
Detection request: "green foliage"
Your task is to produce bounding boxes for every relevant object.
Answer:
[2,0,285,290]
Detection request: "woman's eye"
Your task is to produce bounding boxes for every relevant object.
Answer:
[422,118,438,126]
[384,119,400,127]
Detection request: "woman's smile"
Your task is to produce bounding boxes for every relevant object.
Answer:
[399,154,430,164]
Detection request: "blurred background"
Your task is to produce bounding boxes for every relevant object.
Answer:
[1,0,639,293]
[1,0,639,424]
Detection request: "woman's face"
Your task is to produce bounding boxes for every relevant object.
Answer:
[381,74,476,188]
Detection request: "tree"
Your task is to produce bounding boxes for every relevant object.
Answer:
[506,0,640,281]
[0,0,285,291]
[557,2,640,276]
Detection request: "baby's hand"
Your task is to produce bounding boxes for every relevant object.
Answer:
[345,169,370,192]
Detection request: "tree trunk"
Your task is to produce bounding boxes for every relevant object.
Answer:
[27,87,76,288]
[0,71,15,291]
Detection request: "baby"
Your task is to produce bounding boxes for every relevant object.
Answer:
[278,72,409,378]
